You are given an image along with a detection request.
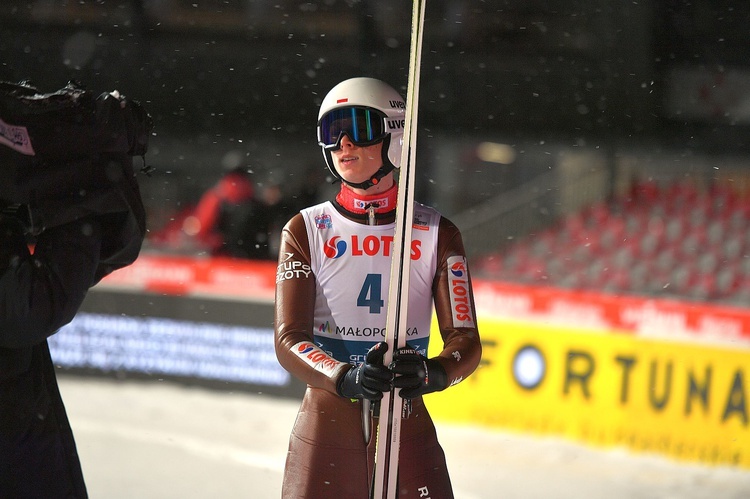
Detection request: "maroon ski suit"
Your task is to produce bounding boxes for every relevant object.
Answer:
[274,191,482,499]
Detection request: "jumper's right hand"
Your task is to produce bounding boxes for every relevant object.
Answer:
[336,342,393,401]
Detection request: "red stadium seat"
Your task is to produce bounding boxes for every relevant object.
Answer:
[482,179,750,304]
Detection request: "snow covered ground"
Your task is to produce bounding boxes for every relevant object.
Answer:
[59,376,750,499]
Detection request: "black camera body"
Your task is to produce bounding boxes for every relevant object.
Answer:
[0,80,152,277]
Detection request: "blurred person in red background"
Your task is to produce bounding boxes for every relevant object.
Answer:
[185,165,255,255]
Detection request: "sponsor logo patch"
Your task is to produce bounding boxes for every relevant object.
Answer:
[353,196,390,211]
[412,212,430,231]
[315,214,333,229]
[276,253,312,282]
[293,341,344,377]
[324,236,347,258]
[318,321,332,334]
[322,234,422,260]
[447,256,475,327]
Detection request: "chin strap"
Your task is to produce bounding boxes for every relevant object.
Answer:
[339,163,395,191]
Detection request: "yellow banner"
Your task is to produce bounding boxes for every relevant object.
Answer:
[428,318,750,468]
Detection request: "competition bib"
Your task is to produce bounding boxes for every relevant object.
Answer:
[302,201,439,365]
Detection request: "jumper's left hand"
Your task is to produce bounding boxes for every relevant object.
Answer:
[390,347,448,399]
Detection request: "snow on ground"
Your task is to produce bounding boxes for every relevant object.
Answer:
[59,377,750,499]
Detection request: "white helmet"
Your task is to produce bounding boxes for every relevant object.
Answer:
[317,77,405,189]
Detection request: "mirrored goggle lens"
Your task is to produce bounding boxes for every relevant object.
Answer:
[318,107,386,148]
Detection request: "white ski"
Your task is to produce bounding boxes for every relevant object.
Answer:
[370,0,426,498]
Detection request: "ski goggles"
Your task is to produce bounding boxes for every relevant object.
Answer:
[317,106,388,150]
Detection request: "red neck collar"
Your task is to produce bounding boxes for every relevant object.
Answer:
[335,183,398,215]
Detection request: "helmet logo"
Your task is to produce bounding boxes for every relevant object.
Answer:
[389,100,405,109]
[388,119,406,131]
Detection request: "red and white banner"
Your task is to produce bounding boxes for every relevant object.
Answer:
[97,253,277,302]
[473,280,750,347]
[99,253,750,346]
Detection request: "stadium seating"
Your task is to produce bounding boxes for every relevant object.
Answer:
[475,180,750,306]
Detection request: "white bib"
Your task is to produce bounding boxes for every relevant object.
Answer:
[302,201,439,365]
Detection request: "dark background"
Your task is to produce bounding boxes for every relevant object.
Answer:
[2,0,750,254]
[4,2,748,136]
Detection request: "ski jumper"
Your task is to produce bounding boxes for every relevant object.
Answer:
[274,186,482,499]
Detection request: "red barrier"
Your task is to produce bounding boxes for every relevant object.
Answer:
[100,253,750,345]
[98,253,277,302]
[473,280,750,346]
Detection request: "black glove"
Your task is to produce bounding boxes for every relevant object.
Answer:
[390,347,449,399]
[337,342,393,401]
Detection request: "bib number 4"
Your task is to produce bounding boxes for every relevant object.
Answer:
[357,273,384,314]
